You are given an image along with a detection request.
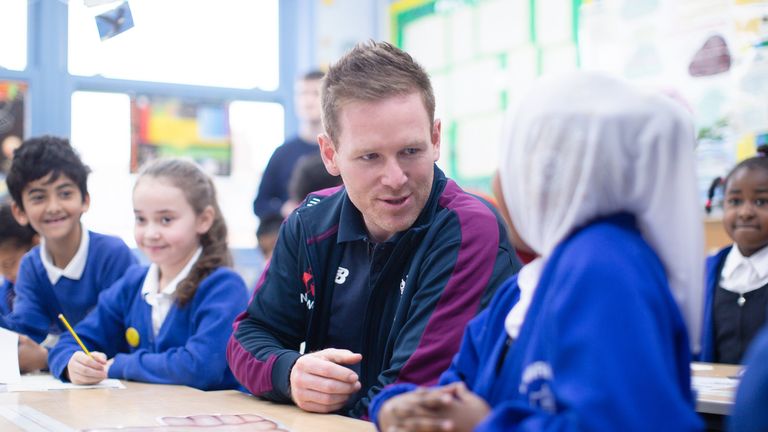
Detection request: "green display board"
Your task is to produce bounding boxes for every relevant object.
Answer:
[391,0,581,192]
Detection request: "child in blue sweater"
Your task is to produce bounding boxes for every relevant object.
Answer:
[2,136,136,372]
[730,323,768,431]
[371,72,704,431]
[48,158,247,390]
[701,148,768,364]
[0,202,37,317]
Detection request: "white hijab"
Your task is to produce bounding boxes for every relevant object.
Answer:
[499,72,704,352]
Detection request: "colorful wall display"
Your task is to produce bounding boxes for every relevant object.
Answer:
[579,0,768,211]
[0,81,26,175]
[392,0,768,210]
[130,96,231,176]
[390,0,581,192]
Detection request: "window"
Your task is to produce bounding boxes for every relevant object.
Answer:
[0,0,28,71]
[72,91,285,248]
[68,0,279,90]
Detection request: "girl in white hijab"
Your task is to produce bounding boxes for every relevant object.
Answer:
[371,71,704,432]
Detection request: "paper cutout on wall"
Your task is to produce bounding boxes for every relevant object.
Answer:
[95,1,135,41]
[689,35,732,77]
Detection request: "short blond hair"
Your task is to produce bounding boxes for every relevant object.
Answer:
[321,40,435,143]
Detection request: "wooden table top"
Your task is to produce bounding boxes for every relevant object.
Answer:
[0,363,741,430]
[0,380,374,432]
[692,361,742,416]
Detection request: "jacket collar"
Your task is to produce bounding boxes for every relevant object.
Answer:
[334,165,447,244]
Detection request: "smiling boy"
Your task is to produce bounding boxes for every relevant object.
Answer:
[1,136,137,372]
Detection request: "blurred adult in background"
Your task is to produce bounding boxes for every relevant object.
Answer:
[252,70,324,220]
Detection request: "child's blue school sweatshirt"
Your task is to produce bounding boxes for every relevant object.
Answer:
[370,214,702,431]
[0,279,13,316]
[48,265,248,391]
[0,231,136,342]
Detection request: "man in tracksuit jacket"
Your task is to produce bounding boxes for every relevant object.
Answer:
[226,40,520,419]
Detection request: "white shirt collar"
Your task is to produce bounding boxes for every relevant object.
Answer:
[40,226,90,285]
[720,244,768,294]
[504,258,544,339]
[142,247,202,336]
[141,247,203,299]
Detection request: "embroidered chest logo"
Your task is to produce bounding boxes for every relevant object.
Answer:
[335,267,349,284]
[399,274,408,295]
[519,361,556,413]
[300,269,315,310]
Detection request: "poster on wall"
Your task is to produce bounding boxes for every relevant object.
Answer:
[391,0,580,191]
[579,0,768,210]
[130,95,231,176]
[0,81,26,176]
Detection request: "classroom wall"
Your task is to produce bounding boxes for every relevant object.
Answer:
[76,1,388,251]
[311,0,389,68]
[3,0,752,286]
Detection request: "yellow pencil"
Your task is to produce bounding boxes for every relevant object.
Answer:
[57,313,93,359]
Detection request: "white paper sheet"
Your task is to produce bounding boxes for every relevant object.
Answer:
[3,374,125,392]
[692,375,738,398]
[0,328,21,384]
[690,363,714,371]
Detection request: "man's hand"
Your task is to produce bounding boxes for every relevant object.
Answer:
[66,351,108,384]
[289,348,362,413]
[18,335,48,373]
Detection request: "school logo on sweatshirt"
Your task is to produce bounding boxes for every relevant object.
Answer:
[519,361,556,413]
[300,269,315,310]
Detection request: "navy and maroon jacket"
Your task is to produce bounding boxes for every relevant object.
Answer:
[227,166,520,418]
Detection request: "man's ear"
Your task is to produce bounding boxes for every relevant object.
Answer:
[431,118,442,162]
[10,201,29,226]
[318,133,341,176]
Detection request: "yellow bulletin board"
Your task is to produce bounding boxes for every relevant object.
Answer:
[391,0,582,191]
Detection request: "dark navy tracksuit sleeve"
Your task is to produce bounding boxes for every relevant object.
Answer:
[227,214,307,402]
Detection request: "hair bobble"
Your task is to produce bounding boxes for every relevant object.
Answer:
[756,144,768,158]
[705,176,723,214]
